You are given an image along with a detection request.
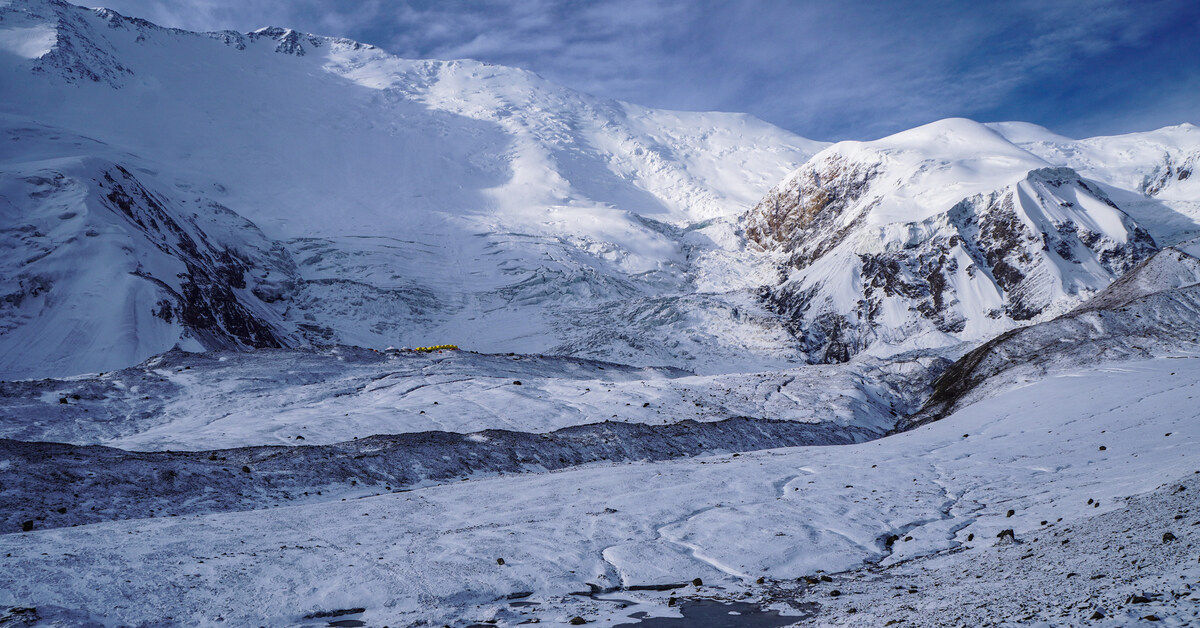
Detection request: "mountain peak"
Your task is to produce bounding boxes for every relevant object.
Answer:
[746,115,1159,362]
[0,0,822,377]
[883,116,1003,140]
[248,26,324,55]
[860,117,1042,164]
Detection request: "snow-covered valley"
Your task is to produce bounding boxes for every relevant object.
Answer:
[2,0,1200,626]
[3,350,1198,626]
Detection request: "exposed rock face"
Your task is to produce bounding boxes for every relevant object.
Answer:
[96,165,293,350]
[28,2,134,87]
[0,158,298,377]
[247,27,325,56]
[746,121,1159,363]
[1143,151,1198,197]
[746,154,881,268]
[19,0,340,85]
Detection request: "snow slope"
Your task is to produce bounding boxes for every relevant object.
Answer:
[0,0,824,378]
[911,238,1200,426]
[768,467,1200,626]
[746,118,1159,362]
[0,157,297,377]
[1,352,1196,626]
[989,120,1200,246]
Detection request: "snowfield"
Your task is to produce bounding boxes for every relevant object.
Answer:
[1,354,1197,626]
[0,347,942,451]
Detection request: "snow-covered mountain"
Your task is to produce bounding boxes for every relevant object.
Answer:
[0,0,824,378]
[3,0,1198,378]
[987,121,1200,203]
[746,118,1200,363]
[908,236,1200,427]
[988,121,1200,244]
[5,4,1200,625]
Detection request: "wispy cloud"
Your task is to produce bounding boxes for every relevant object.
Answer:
[94,0,1200,140]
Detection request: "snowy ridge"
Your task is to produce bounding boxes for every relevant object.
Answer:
[988,120,1200,246]
[0,0,823,378]
[747,119,1158,362]
[989,121,1200,202]
[909,239,1200,426]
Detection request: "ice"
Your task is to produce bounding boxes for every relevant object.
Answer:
[0,348,941,450]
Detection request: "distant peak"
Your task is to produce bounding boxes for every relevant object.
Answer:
[244,25,380,56]
[812,117,1043,171]
[879,117,1008,145]
[247,26,323,56]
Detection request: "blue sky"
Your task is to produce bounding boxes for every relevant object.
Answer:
[99,0,1200,141]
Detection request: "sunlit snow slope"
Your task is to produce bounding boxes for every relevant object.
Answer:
[988,121,1200,244]
[0,0,824,378]
[745,118,1200,362]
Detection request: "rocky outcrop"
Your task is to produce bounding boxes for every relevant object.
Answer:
[97,165,293,350]
[1143,151,1198,196]
[747,153,881,268]
[248,27,324,56]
